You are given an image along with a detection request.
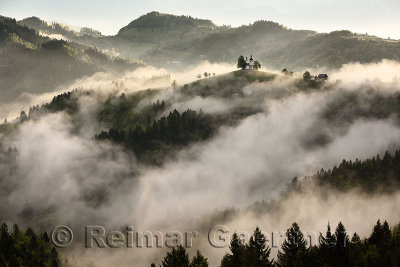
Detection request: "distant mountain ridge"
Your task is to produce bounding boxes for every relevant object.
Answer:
[0,15,143,103]
[14,11,400,70]
[119,11,215,33]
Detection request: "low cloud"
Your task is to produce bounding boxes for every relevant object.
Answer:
[1,60,400,266]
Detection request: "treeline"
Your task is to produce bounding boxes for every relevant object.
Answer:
[96,109,213,159]
[294,150,400,192]
[13,90,81,122]
[322,90,400,125]
[154,219,400,267]
[0,222,61,266]
[42,90,81,113]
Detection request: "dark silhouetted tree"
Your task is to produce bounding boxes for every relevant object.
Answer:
[303,71,311,81]
[220,232,246,267]
[237,55,247,70]
[190,250,208,267]
[162,245,190,267]
[277,222,307,267]
[245,227,273,267]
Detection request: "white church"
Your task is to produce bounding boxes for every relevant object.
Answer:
[245,55,254,70]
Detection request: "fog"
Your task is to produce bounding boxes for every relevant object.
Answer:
[1,60,400,266]
[0,61,234,121]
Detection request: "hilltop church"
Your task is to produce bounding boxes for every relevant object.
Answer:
[245,55,254,70]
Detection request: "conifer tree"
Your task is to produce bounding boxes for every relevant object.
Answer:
[277,222,307,267]
[245,227,273,267]
[220,232,246,267]
[162,245,190,267]
[333,222,350,266]
[190,250,208,267]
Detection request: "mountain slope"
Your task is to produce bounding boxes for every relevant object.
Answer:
[0,15,144,103]
[17,11,400,70]
[115,13,400,69]
[266,30,400,69]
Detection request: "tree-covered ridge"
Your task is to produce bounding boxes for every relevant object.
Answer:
[299,150,400,192]
[20,16,102,39]
[0,222,61,267]
[119,11,215,33]
[179,70,276,98]
[17,12,400,69]
[116,18,400,69]
[267,30,400,70]
[19,16,49,33]
[0,15,144,103]
[155,220,400,267]
[96,109,214,164]
[321,89,400,124]
[0,16,42,48]
[298,88,400,149]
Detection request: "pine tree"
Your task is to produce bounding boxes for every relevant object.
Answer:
[220,232,246,267]
[0,223,8,239]
[12,224,21,240]
[162,245,190,267]
[335,222,349,249]
[333,222,350,266]
[318,223,337,266]
[190,250,208,267]
[277,222,307,267]
[349,233,364,267]
[351,232,361,244]
[245,227,273,267]
[320,223,336,248]
[369,219,383,246]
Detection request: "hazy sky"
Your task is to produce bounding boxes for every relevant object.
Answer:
[1,0,399,39]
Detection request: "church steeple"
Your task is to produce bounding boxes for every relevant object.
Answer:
[249,54,254,69]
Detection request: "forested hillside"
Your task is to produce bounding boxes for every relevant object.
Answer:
[156,220,400,267]
[18,11,400,70]
[0,15,144,103]
[0,223,61,266]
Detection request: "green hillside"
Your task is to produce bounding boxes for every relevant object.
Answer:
[19,12,400,70]
[0,16,144,103]
[267,30,400,69]
[119,11,215,33]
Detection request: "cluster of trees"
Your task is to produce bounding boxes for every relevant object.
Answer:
[196,72,216,80]
[0,223,61,266]
[322,89,400,124]
[96,109,213,157]
[237,55,261,70]
[296,150,400,193]
[42,91,79,113]
[281,68,293,77]
[220,227,273,267]
[152,247,208,267]
[13,90,81,123]
[155,220,400,267]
